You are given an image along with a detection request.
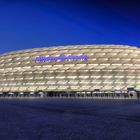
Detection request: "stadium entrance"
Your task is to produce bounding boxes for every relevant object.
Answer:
[0,90,139,99]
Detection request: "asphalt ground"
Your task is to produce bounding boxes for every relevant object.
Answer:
[0,98,140,140]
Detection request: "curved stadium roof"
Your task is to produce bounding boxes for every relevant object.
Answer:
[0,45,139,92]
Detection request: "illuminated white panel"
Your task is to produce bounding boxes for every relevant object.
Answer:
[0,44,140,93]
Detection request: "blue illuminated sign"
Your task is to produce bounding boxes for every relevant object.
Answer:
[35,54,88,63]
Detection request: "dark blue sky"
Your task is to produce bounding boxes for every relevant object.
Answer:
[0,0,140,54]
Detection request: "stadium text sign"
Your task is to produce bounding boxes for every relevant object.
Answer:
[35,54,88,63]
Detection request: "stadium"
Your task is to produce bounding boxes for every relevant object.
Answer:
[0,45,140,98]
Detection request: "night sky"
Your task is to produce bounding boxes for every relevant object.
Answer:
[0,0,140,54]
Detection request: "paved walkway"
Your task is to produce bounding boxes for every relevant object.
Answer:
[0,99,140,140]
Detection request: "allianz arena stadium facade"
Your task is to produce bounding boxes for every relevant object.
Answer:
[0,45,140,98]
